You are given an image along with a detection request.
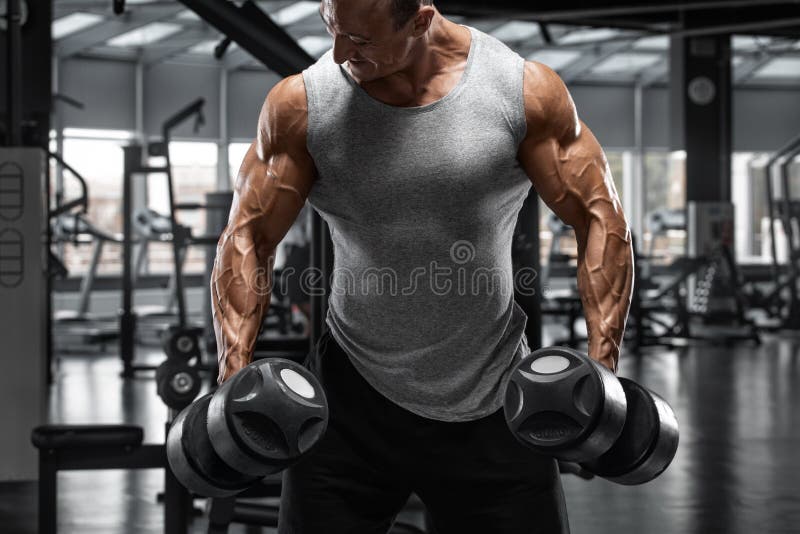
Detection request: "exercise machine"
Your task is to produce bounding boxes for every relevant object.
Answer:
[120,99,213,377]
[742,132,800,329]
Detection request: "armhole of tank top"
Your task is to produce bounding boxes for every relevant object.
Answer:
[301,69,316,155]
[513,54,528,149]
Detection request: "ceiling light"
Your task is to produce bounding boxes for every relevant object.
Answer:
[107,22,183,47]
[490,21,540,43]
[52,12,104,40]
[271,1,320,26]
[591,53,662,75]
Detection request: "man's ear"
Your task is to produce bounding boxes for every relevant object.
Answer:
[411,5,436,38]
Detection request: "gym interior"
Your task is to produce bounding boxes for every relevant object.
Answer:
[2,0,800,532]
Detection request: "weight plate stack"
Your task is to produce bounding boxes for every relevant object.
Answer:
[161,325,201,361]
[156,359,201,411]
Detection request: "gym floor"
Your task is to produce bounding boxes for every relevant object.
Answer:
[2,330,799,534]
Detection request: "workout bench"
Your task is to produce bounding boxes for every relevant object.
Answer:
[30,424,185,534]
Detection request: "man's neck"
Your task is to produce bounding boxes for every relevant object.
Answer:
[360,14,471,106]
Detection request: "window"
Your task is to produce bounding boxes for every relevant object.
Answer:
[643,150,686,258]
[228,142,251,185]
[736,152,800,262]
[607,150,625,205]
[146,141,219,275]
[57,133,129,275]
[53,134,223,279]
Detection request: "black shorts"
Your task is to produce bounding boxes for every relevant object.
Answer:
[278,331,570,534]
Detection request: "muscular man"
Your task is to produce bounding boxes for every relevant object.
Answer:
[211,0,633,532]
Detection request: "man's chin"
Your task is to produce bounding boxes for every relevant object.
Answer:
[348,61,376,80]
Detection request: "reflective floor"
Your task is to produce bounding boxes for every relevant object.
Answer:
[3,332,800,533]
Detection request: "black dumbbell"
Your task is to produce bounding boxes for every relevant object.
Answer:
[166,358,329,497]
[580,377,679,485]
[207,358,330,476]
[161,325,201,361]
[504,346,679,485]
[156,359,201,411]
[504,346,628,463]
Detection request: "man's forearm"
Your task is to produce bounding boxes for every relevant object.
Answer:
[574,212,633,372]
[211,230,274,383]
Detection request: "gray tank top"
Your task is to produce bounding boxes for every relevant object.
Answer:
[301,26,533,421]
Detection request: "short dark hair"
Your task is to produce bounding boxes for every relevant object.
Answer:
[390,0,433,30]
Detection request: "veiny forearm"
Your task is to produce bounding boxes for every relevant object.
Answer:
[574,203,633,372]
[211,228,275,383]
[532,133,633,371]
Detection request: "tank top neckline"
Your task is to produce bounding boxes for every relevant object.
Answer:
[338,25,478,114]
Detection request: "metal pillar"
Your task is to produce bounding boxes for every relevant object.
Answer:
[217,67,230,190]
[670,33,733,204]
[632,82,645,235]
[120,146,142,378]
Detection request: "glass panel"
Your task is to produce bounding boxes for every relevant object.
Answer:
[643,150,686,259]
[146,142,219,275]
[59,136,128,275]
[228,142,252,185]
[745,153,800,262]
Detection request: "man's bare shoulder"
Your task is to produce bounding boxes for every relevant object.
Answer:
[522,60,579,144]
[257,74,308,159]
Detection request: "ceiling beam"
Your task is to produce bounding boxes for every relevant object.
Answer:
[177,0,313,76]
[435,0,798,18]
[672,17,800,38]
[521,0,797,22]
[734,53,775,83]
[638,62,669,87]
[219,23,342,71]
[434,0,800,34]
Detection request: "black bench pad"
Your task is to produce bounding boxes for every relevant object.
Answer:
[31,425,144,450]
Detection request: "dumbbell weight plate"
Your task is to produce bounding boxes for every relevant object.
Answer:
[161,326,200,361]
[207,358,329,476]
[581,378,679,485]
[504,347,627,463]
[156,360,201,411]
[166,394,262,498]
